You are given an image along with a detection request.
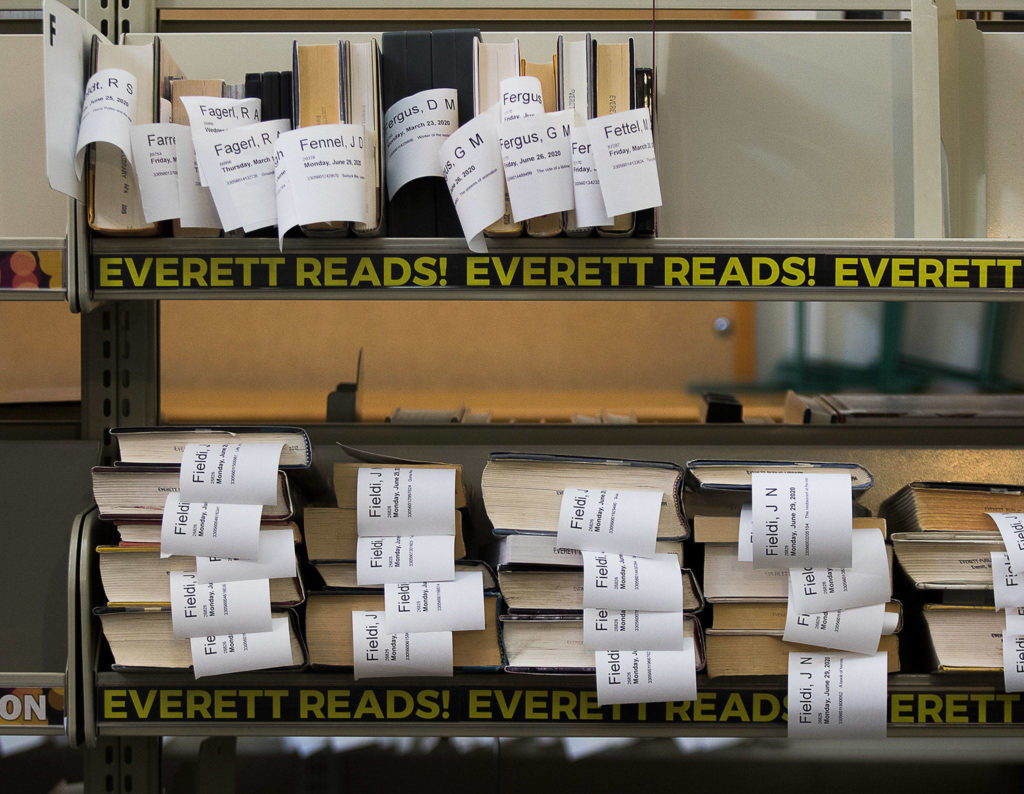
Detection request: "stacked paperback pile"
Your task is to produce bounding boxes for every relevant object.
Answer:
[304,462,501,674]
[91,427,310,676]
[686,460,894,737]
[881,482,1024,682]
[482,453,703,702]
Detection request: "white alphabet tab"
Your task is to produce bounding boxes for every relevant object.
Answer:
[595,640,697,706]
[569,127,613,228]
[585,108,661,216]
[384,88,458,198]
[1004,633,1024,693]
[130,123,184,222]
[499,110,575,222]
[583,608,685,651]
[352,611,453,680]
[788,528,890,613]
[988,513,1024,575]
[75,68,137,177]
[159,494,263,560]
[737,504,754,562]
[783,601,886,655]
[992,552,1024,611]
[179,442,282,506]
[440,106,505,253]
[169,572,272,639]
[582,552,683,612]
[499,76,544,122]
[355,467,456,536]
[383,570,485,633]
[752,472,853,570]
[191,616,293,678]
[556,488,662,558]
[356,535,456,586]
[194,529,296,584]
[787,652,887,738]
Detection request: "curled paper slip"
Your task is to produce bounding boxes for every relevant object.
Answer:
[557,488,662,558]
[595,641,697,706]
[583,608,685,651]
[355,467,456,536]
[585,108,661,217]
[570,127,614,228]
[787,529,891,613]
[356,535,456,586]
[74,68,138,178]
[582,552,683,612]
[383,571,485,633]
[440,106,505,253]
[179,442,283,506]
[159,494,263,560]
[194,530,297,584]
[989,513,1024,576]
[130,123,185,223]
[499,76,544,122]
[384,88,458,198]
[499,110,575,222]
[352,611,453,680]
[783,601,887,655]
[191,617,293,678]
[170,573,272,639]
[787,652,888,738]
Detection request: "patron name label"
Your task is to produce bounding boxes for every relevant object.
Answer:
[352,611,453,680]
[179,442,283,506]
[787,652,888,738]
[556,488,663,558]
[159,493,263,560]
[355,467,456,536]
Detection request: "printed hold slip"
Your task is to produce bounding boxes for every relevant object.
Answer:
[499,110,575,222]
[585,107,661,217]
[989,513,1024,575]
[194,529,297,584]
[595,639,697,706]
[75,68,137,177]
[130,123,184,222]
[159,494,263,560]
[783,601,887,655]
[355,467,456,536]
[583,608,685,651]
[179,442,283,506]
[352,611,453,680]
[384,88,458,198]
[569,128,613,228]
[787,652,888,738]
[582,552,683,612]
[191,616,293,678]
[356,535,456,586]
[175,130,221,230]
[737,504,753,562]
[499,76,544,122]
[751,472,853,570]
[787,528,890,613]
[169,572,272,639]
[993,552,1024,611]
[556,488,662,558]
[180,95,261,186]
[440,106,505,253]
[383,570,485,633]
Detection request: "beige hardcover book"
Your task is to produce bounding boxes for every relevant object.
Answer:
[498,567,700,613]
[711,599,902,631]
[890,531,1003,589]
[704,632,900,677]
[474,38,522,236]
[349,40,382,236]
[694,515,887,544]
[304,507,467,561]
[922,604,1004,672]
[170,78,224,237]
[521,57,562,237]
[881,482,1024,534]
[594,41,634,236]
[333,462,467,510]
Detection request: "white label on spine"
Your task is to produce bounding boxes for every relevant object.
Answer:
[384,88,458,199]
[356,535,456,585]
[75,68,137,176]
[194,529,296,583]
[383,570,484,633]
[130,123,183,222]
[570,127,613,228]
[585,108,662,216]
[752,472,853,569]
[993,552,1024,611]
[783,601,885,655]
[191,616,292,678]
[499,76,544,122]
[159,494,263,560]
[788,529,890,612]
[169,572,272,638]
[581,552,683,612]
[499,110,575,222]
[179,442,282,506]
[355,467,455,536]
[352,611,453,680]
[583,608,685,651]
[595,640,697,706]
[557,488,662,558]
[989,513,1024,576]
[737,504,754,562]
[787,652,888,738]
[440,105,505,253]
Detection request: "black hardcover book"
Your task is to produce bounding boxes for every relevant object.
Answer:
[381,31,437,237]
[634,66,656,237]
[261,70,282,120]
[280,70,293,127]
[244,71,262,102]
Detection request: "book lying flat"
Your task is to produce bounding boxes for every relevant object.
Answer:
[334,462,467,511]
[891,532,1003,589]
[500,613,704,673]
[922,604,1003,672]
[489,533,682,568]
[304,507,468,561]
[111,426,312,468]
[711,600,903,632]
[694,515,886,545]
[786,391,1024,425]
[703,631,900,678]
[880,482,1024,533]
[113,519,299,545]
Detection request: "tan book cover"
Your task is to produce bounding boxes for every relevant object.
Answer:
[170,79,224,238]
[594,41,634,236]
[521,57,562,238]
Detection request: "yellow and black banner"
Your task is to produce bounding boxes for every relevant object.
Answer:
[98,685,1024,726]
[92,252,1024,291]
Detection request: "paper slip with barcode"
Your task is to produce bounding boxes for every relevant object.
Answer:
[783,601,888,655]
[581,552,683,612]
[787,652,888,738]
[356,535,456,586]
[440,106,505,253]
[499,110,575,222]
[787,528,890,612]
[191,617,293,678]
[384,88,458,198]
[557,488,662,558]
[989,513,1024,575]
[751,472,853,569]
[569,128,614,228]
[583,608,685,651]
[383,570,485,633]
[993,552,1024,611]
[355,467,456,536]
[175,130,221,229]
[74,68,137,177]
[169,572,272,639]
[352,611,453,680]
[194,529,296,584]
[1005,633,1024,693]
[180,96,261,186]
[159,494,263,560]
[130,123,184,222]
[595,641,697,706]
[585,108,661,216]
[179,442,282,506]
